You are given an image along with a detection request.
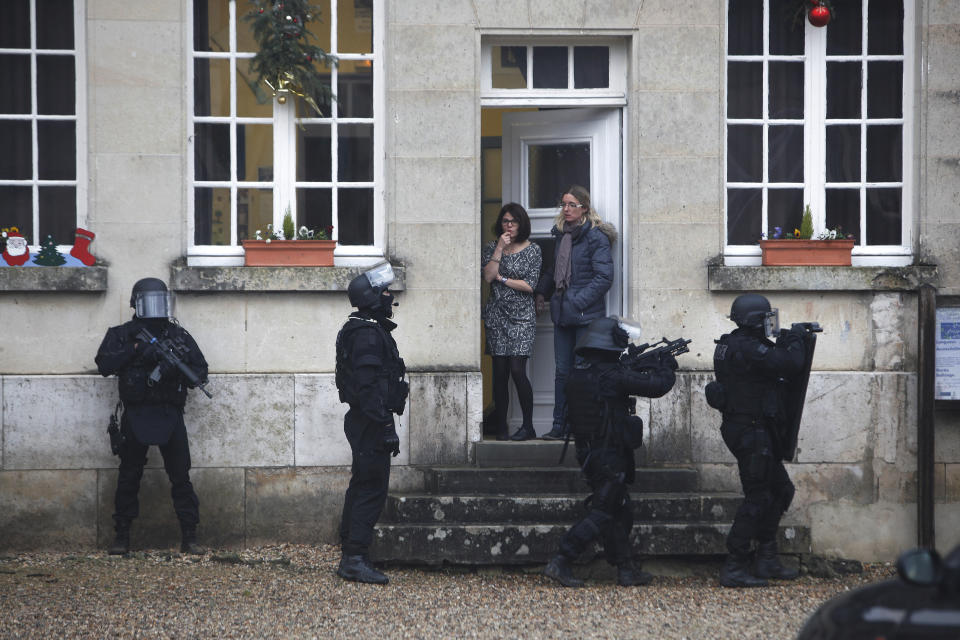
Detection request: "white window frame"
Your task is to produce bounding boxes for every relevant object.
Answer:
[0,0,87,252]
[187,0,384,267]
[724,0,914,267]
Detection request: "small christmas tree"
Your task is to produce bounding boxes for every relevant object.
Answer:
[33,235,66,266]
[800,205,814,240]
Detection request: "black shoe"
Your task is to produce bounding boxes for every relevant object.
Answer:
[337,555,389,585]
[754,541,799,580]
[180,525,205,555]
[496,427,510,441]
[509,424,536,441]
[617,562,653,587]
[108,528,130,556]
[540,426,564,441]
[544,555,584,588]
[719,555,768,588]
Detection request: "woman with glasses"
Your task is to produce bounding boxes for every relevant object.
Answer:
[535,185,616,441]
[482,203,543,441]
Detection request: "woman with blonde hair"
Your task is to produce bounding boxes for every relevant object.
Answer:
[535,185,616,440]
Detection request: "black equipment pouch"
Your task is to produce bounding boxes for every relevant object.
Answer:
[704,380,726,411]
[387,377,409,415]
[620,414,644,449]
[107,401,124,455]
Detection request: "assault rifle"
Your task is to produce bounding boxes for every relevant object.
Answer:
[620,336,692,370]
[136,327,213,398]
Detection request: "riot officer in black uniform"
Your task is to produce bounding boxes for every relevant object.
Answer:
[544,316,677,588]
[334,263,408,585]
[710,293,805,587]
[95,278,209,555]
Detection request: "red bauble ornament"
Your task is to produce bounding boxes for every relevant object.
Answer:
[808,3,831,27]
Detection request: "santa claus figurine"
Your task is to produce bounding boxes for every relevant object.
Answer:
[2,231,31,266]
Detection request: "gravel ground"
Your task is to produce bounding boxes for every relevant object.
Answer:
[0,544,895,640]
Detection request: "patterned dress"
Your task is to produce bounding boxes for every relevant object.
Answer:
[482,241,542,356]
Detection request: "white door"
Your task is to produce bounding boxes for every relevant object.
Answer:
[501,107,623,435]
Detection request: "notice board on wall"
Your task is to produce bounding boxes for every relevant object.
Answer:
[936,307,960,399]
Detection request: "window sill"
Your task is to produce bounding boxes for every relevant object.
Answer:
[169,259,406,293]
[0,265,108,292]
[708,263,939,292]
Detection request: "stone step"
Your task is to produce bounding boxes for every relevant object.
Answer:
[474,440,579,468]
[381,493,744,525]
[426,466,698,495]
[370,523,810,565]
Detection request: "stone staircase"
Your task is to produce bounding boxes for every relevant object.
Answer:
[370,440,810,565]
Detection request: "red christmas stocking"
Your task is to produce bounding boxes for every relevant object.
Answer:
[69,228,97,266]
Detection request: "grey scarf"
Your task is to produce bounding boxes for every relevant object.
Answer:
[554,220,585,292]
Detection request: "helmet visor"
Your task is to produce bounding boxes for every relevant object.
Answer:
[763,308,780,338]
[614,316,643,343]
[364,262,395,290]
[135,291,173,319]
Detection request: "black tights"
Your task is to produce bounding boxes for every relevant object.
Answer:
[492,355,533,434]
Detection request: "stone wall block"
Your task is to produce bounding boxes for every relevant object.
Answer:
[926,25,960,92]
[97,467,245,549]
[388,0,477,25]
[927,160,960,225]
[873,373,916,465]
[93,154,182,222]
[90,20,182,88]
[871,293,907,371]
[926,91,960,159]
[0,470,97,550]
[390,157,477,225]
[89,1,181,21]
[186,375,295,467]
[474,0,530,28]
[947,463,960,501]
[689,373,733,464]
[795,373,872,463]
[388,91,476,159]
[647,373,691,463]
[789,463,872,513]
[466,371,484,446]
[409,374,469,465]
[241,296,346,372]
[388,24,476,91]
[4,376,118,470]
[634,157,720,224]
[875,460,916,503]
[92,87,183,155]
[635,223,718,291]
[637,0,720,25]
[582,1,643,28]
[809,503,915,561]
[246,467,351,545]
[394,289,479,370]
[634,91,720,157]
[697,463,740,493]
[635,26,719,91]
[528,0,586,27]
[391,223,477,290]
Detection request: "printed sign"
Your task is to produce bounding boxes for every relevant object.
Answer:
[936,308,960,399]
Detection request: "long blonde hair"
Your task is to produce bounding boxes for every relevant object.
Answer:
[553,184,602,232]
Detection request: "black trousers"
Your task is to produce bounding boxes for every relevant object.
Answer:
[721,420,795,557]
[340,408,392,556]
[114,411,199,528]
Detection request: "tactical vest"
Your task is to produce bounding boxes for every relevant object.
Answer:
[712,332,778,419]
[566,364,609,441]
[118,324,189,408]
[335,317,408,412]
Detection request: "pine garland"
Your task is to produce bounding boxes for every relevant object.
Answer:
[245,0,336,114]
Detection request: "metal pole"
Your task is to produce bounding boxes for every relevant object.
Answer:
[917,284,936,549]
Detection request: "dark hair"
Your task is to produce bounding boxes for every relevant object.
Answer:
[494,203,531,243]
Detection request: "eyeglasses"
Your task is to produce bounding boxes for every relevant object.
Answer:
[501,218,519,226]
[560,202,585,210]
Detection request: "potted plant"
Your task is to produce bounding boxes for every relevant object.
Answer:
[242,209,336,266]
[759,205,855,266]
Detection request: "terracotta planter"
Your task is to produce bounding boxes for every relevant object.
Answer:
[759,239,855,266]
[242,239,336,266]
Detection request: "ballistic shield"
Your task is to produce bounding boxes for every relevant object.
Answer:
[778,322,822,460]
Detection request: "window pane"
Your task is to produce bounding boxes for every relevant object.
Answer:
[239,61,275,117]
[727,0,762,55]
[769,62,804,119]
[768,189,804,237]
[0,0,29,48]
[492,46,527,89]
[866,187,901,244]
[0,121,31,179]
[38,121,75,180]
[827,0,862,55]
[337,60,373,117]
[194,187,231,245]
[826,125,860,182]
[727,62,762,119]
[194,59,228,117]
[36,0,74,50]
[195,0,229,52]
[339,188,373,244]
[339,123,373,182]
[532,46,567,89]
[727,125,762,183]
[0,186,32,242]
[239,187,270,241]
[297,124,332,182]
[867,61,902,118]
[298,187,332,238]
[0,54,31,114]
[826,62,861,119]
[528,143,590,208]
[238,124,273,183]
[868,0,903,55]
[826,189,861,240]
[194,123,230,181]
[338,0,372,54]
[769,0,803,56]
[37,55,75,115]
[768,125,803,183]
[727,188,761,244]
[573,46,609,89]
[39,186,75,244]
[866,125,902,182]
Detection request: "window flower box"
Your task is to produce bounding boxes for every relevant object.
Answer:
[759,239,855,266]
[241,239,336,267]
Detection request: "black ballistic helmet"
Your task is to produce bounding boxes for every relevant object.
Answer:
[575,316,630,355]
[347,263,395,310]
[130,277,172,318]
[730,293,771,329]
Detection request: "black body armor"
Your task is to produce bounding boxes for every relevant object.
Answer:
[335,314,408,420]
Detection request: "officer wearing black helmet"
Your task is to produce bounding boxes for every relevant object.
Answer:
[543,316,677,588]
[95,278,209,555]
[334,263,408,584]
[711,294,805,587]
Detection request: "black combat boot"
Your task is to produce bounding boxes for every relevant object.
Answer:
[719,554,768,588]
[510,424,536,441]
[109,521,131,555]
[617,561,653,587]
[543,554,584,588]
[754,541,799,580]
[337,554,389,585]
[180,523,205,555]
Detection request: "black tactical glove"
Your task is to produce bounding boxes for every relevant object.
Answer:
[659,353,679,371]
[383,425,400,457]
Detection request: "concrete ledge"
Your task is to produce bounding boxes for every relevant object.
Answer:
[0,266,108,292]
[708,264,939,292]
[169,259,407,292]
